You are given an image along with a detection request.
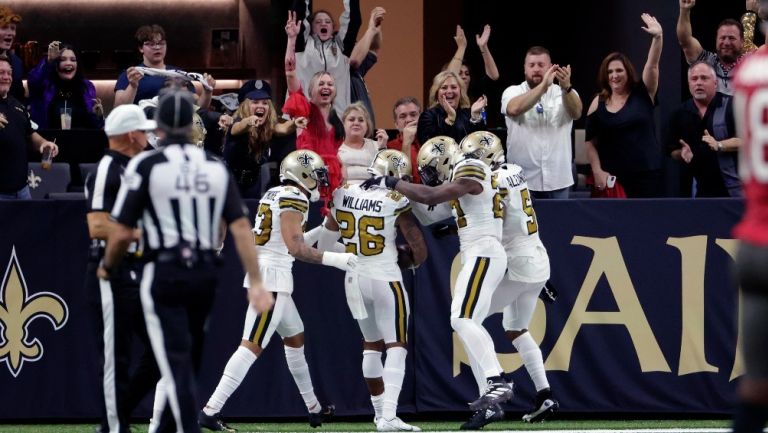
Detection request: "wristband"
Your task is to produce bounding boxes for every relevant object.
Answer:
[717,141,724,152]
[322,251,351,271]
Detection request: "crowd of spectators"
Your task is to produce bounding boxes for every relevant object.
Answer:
[0,0,767,202]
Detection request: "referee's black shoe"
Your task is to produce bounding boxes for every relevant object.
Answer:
[308,404,335,428]
[199,410,237,432]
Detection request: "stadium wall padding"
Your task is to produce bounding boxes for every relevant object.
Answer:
[0,198,743,419]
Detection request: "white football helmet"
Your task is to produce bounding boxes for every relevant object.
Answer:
[459,131,504,167]
[417,136,458,186]
[279,150,329,202]
[368,149,412,181]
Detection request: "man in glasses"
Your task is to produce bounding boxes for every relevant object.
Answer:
[114,24,214,108]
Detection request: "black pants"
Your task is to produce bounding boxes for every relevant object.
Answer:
[140,260,217,433]
[86,259,160,433]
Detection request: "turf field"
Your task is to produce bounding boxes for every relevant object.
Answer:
[0,419,740,433]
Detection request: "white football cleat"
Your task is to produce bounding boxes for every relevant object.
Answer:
[376,416,422,432]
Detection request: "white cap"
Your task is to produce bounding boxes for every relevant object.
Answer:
[104,104,157,136]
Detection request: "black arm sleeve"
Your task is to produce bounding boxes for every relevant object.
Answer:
[342,0,362,57]
[221,174,249,224]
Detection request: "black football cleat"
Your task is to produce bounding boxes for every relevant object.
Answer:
[460,404,505,430]
[468,380,514,411]
[522,389,559,423]
[199,410,237,432]
[308,404,335,428]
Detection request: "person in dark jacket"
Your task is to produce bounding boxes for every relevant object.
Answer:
[417,70,486,145]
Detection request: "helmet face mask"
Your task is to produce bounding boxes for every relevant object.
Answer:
[459,131,504,168]
[280,150,328,202]
[417,136,457,186]
[368,149,412,183]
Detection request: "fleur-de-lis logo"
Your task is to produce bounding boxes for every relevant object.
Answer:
[431,142,446,155]
[0,247,68,377]
[389,155,406,169]
[479,135,493,148]
[27,170,41,189]
[297,152,314,168]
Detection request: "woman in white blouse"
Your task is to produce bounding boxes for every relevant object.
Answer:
[337,102,388,183]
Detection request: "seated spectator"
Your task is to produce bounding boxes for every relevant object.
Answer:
[284,12,343,212]
[585,14,664,198]
[114,24,215,108]
[291,0,383,115]
[387,97,422,183]
[337,102,387,183]
[225,79,304,198]
[0,54,58,200]
[0,7,24,101]
[417,70,486,144]
[667,61,741,197]
[28,41,104,129]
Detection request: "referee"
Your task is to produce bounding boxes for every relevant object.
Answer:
[99,89,273,433]
[85,104,159,433]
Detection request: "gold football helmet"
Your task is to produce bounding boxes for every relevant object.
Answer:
[459,131,504,167]
[417,136,458,186]
[368,149,412,181]
[279,150,329,202]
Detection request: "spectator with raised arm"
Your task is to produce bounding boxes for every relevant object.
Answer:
[417,71,486,144]
[349,6,385,127]
[387,97,422,183]
[114,24,215,107]
[291,0,383,116]
[284,11,344,213]
[502,46,582,199]
[677,0,745,94]
[447,25,500,90]
[28,41,104,129]
[585,14,664,198]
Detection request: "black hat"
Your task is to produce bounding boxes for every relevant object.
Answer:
[155,90,194,136]
[238,79,272,103]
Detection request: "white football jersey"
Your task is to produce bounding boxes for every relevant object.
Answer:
[252,185,310,271]
[493,163,545,254]
[449,158,504,253]
[494,163,550,282]
[331,183,410,281]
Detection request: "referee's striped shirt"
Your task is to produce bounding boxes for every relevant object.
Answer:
[111,143,247,253]
[85,149,140,253]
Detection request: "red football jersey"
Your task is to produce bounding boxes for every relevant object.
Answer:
[733,50,768,245]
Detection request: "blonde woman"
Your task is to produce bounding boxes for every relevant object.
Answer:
[337,102,388,183]
[225,79,306,197]
[417,70,487,144]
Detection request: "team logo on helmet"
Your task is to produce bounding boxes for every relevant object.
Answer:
[431,142,446,155]
[479,134,494,147]
[297,152,314,168]
[390,154,407,170]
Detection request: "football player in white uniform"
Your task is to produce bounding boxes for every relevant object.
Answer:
[363,138,515,416]
[199,150,357,432]
[458,132,558,429]
[319,149,427,432]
